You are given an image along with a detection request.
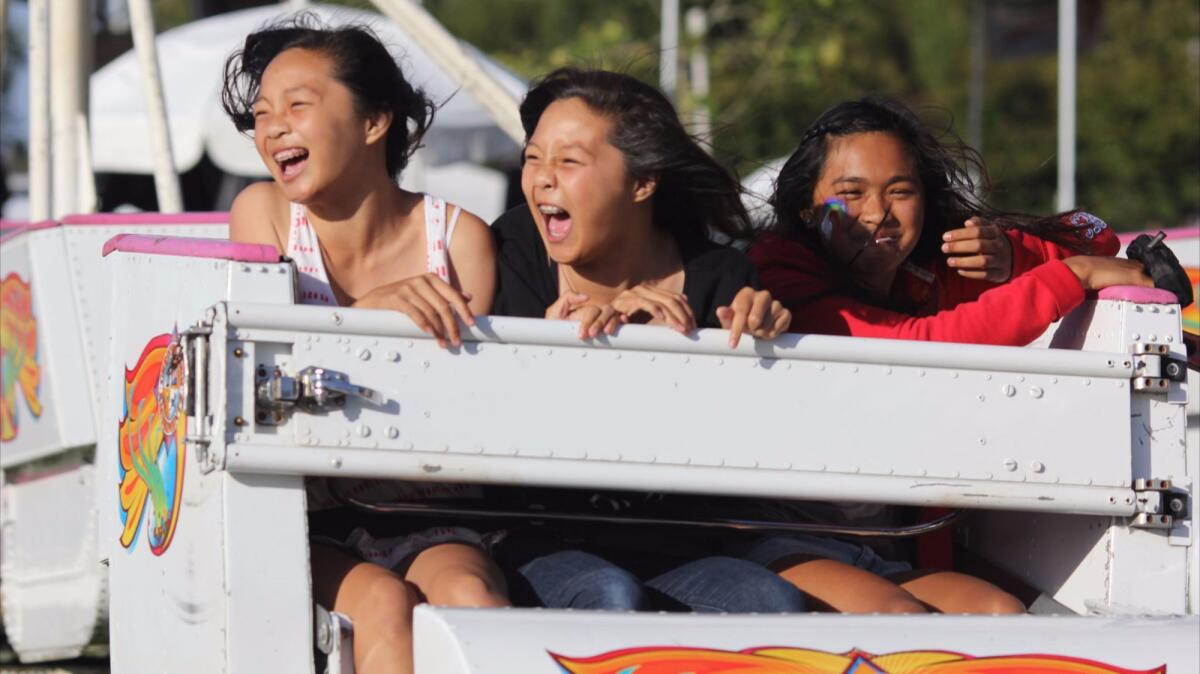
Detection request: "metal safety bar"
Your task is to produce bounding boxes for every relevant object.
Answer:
[337,492,964,539]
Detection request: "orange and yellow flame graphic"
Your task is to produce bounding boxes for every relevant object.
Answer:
[118,332,188,555]
[1182,266,1198,334]
[1,273,42,442]
[550,646,1165,674]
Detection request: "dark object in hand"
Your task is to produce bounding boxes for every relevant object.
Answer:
[1125,232,1194,307]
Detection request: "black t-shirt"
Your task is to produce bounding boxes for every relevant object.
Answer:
[491,205,760,327]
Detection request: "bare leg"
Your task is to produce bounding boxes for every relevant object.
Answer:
[311,544,421,674]
[890,570,1026,614]
[406,543,510,608]
[773,556,927,614]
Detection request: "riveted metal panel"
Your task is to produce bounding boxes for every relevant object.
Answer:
[101,250,300,674]
[0,229,94,467]
[60,223,227,435]
[221,304,1136,514]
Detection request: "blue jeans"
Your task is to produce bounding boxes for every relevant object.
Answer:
[518,550,807,613]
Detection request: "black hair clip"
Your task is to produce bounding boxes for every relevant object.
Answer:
[800,123,832,146]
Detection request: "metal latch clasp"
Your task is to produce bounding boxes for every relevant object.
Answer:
[1130,478,1190,529]
[256,366,382,425]
[1131,343,1187,392]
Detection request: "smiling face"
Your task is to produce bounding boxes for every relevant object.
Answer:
[520,97,653,267]
[811,131,925,277]
[252,48,386,204]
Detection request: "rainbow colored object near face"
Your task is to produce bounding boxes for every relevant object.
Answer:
[817,197,849,242]
[0,272,42,442]
[118,331,188,556]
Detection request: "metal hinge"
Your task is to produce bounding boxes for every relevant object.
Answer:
[256,366,383,425]
[182,323,218,473]
[1131,343,1187,392]
[1130,478,1190,529]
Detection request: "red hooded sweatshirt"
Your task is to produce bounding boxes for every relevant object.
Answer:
[748,213,1120,346]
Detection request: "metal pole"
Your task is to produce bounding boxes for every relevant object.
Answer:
[28,0,51,220]
[1056,0,1077,212]
[50,0,91,218]
[0,0,9,90]
[967,0,986,157]
[76,113,98,212]
[127,0,183,212]
[685,7,710,143]
[369,0,523,144]
[659,0,678,100]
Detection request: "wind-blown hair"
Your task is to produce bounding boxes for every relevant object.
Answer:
[770,97,1086,265]
[520,67,753,249]
[221,14,435,178]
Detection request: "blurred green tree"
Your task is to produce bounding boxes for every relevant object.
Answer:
[427,0,1198,229]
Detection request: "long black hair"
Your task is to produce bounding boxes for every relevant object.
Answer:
[771,97,1089,266]
[520,67,753,250]
[221,14,435,178]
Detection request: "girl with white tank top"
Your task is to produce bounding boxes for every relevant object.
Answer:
[288,196,501,568]
[288,195,461,304]
[224,21,504,673]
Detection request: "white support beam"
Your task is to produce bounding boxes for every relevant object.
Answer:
[369,0,523,144]
[1057,0,1077,212]
[28,0,51,220]
[660,0,679,99]
[50,0,92,218]
[127,0,183,212]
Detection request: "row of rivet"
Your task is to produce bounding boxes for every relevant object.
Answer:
[239,264,289,274]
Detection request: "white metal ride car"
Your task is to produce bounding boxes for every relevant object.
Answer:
[0,215,1197,673]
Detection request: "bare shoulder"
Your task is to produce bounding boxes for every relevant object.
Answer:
[229,181,288,251]
[447,206,496,261]
[444,204,496,313]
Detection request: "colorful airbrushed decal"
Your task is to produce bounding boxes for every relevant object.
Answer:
[1,273,43,441]
[118,331,188,556]
[1183,266,1198,333]
[550,646,1165,674]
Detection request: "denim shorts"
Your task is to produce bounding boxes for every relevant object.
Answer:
[739,534,912,579]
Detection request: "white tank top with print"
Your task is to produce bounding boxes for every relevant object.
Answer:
[288,194,462,304]
[287,195,475,510]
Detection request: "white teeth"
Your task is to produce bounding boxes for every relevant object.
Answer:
[273,148,307,163]
[538,204,565,215]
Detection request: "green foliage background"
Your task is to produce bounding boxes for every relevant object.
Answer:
[146,0,1199,229]
[419,0,1199,230]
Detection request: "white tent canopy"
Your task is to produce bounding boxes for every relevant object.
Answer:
[89,3,526,178]
[741,156,786,228]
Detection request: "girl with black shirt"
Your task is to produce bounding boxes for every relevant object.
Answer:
[490,68,805,614]
[493,68,790,346]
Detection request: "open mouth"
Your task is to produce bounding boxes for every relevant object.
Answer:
[538,204,573,243]
[273,148,309,181]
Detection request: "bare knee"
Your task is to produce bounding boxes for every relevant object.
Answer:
[356,574,422,632]
[427,570,506,608]
[876,592,928,614]
[977,591,1026,615]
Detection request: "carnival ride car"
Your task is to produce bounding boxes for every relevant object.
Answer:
[0,215,1196,673]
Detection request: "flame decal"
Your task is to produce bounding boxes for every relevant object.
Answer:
[0,273,42,441]
[550,646,1166,674]
[118,331,188,555]
[1182,267,1198,333]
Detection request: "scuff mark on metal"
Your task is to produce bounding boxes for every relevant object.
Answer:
[909,482,970,489]
[960,493,1054,502]
[421,464,443,473]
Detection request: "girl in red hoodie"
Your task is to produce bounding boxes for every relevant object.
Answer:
[749,98,1153,346]
[740,98,1155,616]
